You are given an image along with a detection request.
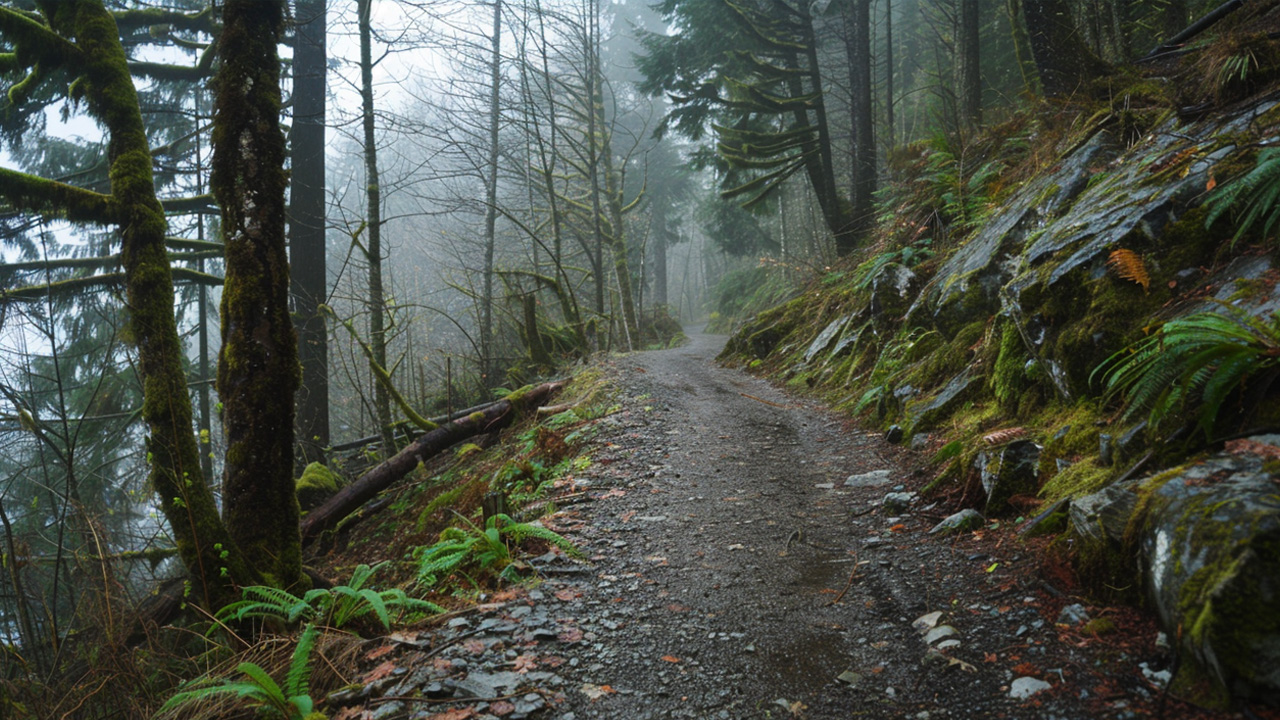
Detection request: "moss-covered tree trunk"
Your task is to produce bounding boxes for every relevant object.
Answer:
[0,1,253,608]
[212,0,304,590]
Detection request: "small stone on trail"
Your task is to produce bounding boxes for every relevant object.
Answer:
[923,625,958,645]
[883,492,916,513]
[1057,603,1089,626]
[845,469,893,487]
[929,509,984,535]
[1009,676,1052,699]
[912,611,943,632]
[837,670,862,687]
[885,425,905,443]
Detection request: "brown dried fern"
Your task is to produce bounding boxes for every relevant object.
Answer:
[1107,248,1150,292]
[982,427,1028,445]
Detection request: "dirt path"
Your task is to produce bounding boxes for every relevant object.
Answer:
[532,332,1173,719]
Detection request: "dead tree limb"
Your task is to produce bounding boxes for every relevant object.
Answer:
[300,382,563,543]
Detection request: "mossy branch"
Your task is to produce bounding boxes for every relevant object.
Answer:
[161,193,218,215]
[319,304,438,433]
[0,167,115,224]
[0,8,83,70]
[111,6,215,34]
[1,267,222,302]
[0,249,220,281]
[128,42,215,82]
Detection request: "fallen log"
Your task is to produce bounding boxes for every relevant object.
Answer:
[301,381,563,543]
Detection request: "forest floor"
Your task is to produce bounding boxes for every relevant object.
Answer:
[325,332,1275,720]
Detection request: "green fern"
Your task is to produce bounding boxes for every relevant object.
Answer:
[1093,304,1280,438]
[1205,147,1280,246]
[217,563,442,631]
[414,513,582,590]
[156,624,321,720]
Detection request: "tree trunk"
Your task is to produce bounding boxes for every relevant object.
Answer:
[651,210,669,307]
[358,0,394,453]
[845,0,876,244]
[1021,0,1110,97]
[884,0,895,155]
[482,0,502,385]
[291,0,330,469]
[1007,0,1041,95]
[214,0,303,590]
[300,382,562,542]
[958,0,982,128]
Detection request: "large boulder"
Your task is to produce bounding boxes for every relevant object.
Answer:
[1133,436,1280,704]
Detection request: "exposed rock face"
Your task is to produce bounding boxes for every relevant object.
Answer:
[1134,437,1280,703]
[977,440,1041,515]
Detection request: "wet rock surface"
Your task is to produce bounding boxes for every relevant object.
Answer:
[335,333,1236,719]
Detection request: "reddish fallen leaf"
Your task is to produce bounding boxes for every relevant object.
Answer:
[432,657,454,672]
[541,655,566,668]
[490,700,516,716]
[598,488,626,499]
[490,587,525,602]
[666,604,689,612]
[619,510,636,523]
[554,588,582,601]
[365,644,395,661]
[1225,438,1280,461]
[364,660,398,683]
[558,627,584,643]
[464,639,487,655]
[889,523,907,533]
[661,655,681,663]
[984,652,998,663]
[1011,661,1039,676]
[514,654,538,673]
[1206,175,1217,191]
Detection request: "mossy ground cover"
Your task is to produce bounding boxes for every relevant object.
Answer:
[310,367,617,608]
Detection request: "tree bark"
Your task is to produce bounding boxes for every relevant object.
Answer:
[358,0,394,453]
[1021,0,1110,97]
[214,0,303,590]
[845,0,876,243]
[958,0,982,128]
[300,381,562,542]
[482,0,502,385]
[291,0,330,469]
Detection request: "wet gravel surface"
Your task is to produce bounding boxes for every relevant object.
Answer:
[338,332,1216,720]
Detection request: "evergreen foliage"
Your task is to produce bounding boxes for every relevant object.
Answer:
[414,513,582,588]
[1094,304,1280,438]
[1205,147,1280,247]
[156,623,323,720]
[217,563,444,631]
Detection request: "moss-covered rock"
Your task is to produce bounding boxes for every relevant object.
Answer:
[296,462,343,511]
[1131,437,1280,705]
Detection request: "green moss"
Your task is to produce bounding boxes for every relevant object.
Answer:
[1082,617,1117,636]
[990,321,1030,410]
[1040,458,1113,502]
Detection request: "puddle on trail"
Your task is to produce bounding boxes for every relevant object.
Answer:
[750,555,856,695]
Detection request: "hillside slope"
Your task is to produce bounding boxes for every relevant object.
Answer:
[721,87,1280,707]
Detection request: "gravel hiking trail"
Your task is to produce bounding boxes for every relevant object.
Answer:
[532,331,1183,720]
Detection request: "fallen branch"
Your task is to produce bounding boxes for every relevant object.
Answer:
[738,392,789,409]
[823,555,863,607]
[301,382,563,543]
